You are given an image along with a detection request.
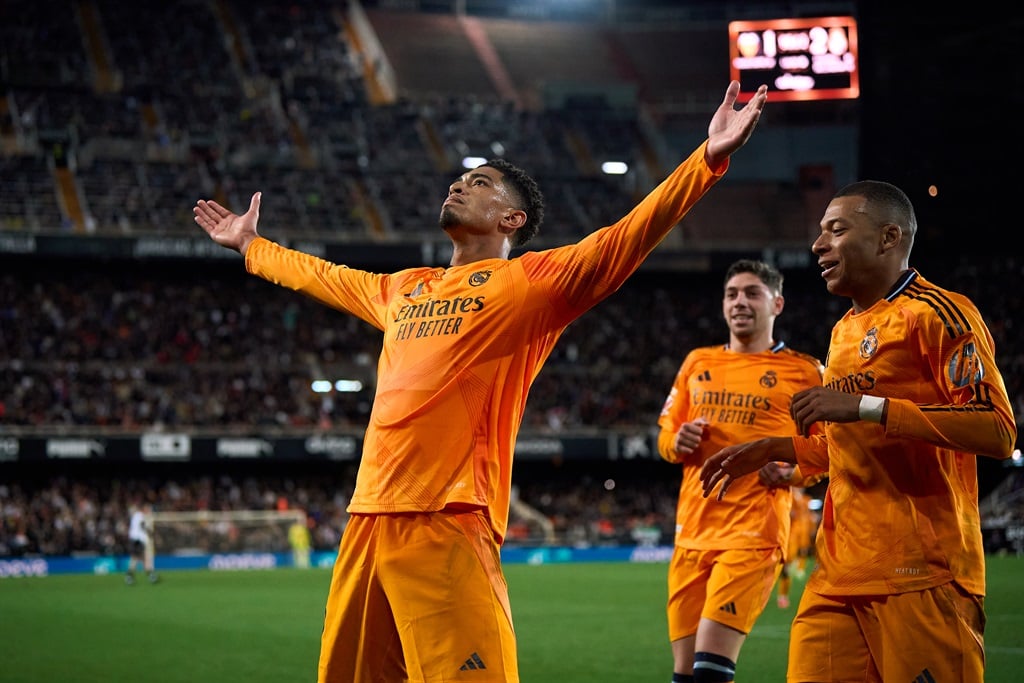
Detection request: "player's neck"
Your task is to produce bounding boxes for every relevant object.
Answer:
[447,230,513,266]
[728,336,774,354]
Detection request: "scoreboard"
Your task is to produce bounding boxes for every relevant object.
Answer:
[729,16,859,102]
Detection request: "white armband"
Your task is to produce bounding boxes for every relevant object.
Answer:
[858,395,886,423]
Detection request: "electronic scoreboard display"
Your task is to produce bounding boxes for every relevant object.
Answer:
[729,16,859,102]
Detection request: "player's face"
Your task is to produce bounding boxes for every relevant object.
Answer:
[439,167,515,235]
[813,195,889,303]
[722,272,779,340]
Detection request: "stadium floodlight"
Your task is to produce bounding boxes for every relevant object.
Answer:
[311,379,363,393]
[461,156,487,169]
[601,161,628,175]
[311,380,333,393]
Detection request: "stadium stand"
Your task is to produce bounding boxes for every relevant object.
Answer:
[0,0,855,242]
[1,0,1020,558]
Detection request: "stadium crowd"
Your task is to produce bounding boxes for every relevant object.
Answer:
[0,461,684,557]
[3,253,1022,435]
[2,251,1021,558]
[0,260,838,433]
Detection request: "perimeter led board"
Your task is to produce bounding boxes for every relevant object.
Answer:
[729,16,859,102]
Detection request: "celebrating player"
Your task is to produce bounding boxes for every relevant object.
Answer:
[195,81,768,682]
[700,180,1016,682]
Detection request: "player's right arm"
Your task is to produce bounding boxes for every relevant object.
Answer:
[657,418,708,464]
[656,353,706,464]
[700,433,827,500]
[193,191,401,330]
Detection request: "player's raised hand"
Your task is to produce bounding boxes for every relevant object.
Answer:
[705,81,768,169]
[194,191,262,255]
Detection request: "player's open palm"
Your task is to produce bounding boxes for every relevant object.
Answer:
[705,81,767,168]
[193,191,262,254]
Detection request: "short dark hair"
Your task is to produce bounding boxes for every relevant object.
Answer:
[833,180,917,249]
[725,259,784,295]
[481,159,545,247]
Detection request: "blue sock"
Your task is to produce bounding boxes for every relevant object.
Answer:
[672,673,694,683]
[693,651,736,682]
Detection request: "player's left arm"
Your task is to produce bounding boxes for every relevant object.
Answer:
[883,314,1016,459]
[524,83,768,321]
[523,142,723,324]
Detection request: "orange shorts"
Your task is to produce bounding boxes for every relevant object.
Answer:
[318,510,519,683]
[666,546,783,640]
[788,582,986,682]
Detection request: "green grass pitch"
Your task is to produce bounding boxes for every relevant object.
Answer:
[1,556,1021,682]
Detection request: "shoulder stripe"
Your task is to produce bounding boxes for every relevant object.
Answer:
[885,269,918,300]
[902,281,972,340]
[921,401,997,415]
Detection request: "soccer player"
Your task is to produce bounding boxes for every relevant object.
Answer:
[288,511,312,569]
[700,180,1017,682]
[125,502,158,585]
[194,81,768,683]
[765,469,816,609]
[787,482,818,580]
[656,259,823,683]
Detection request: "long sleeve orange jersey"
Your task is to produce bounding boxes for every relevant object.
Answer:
[245,143,725,543]
[657,343,824,550]
[792,269,1016,597]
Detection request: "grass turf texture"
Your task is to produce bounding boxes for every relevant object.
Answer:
[1,557,1021,682]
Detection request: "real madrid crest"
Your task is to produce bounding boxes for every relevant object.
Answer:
[859,327,878,359]
[469,270,492,286]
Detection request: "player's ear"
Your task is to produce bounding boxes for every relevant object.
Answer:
[879,222,902,253]
[501,209,526,230]
[773,293,785,315]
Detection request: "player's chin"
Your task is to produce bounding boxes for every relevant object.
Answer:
[439,206,460,228]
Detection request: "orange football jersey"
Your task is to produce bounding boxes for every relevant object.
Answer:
[793,270,1016,596]
[246,143,725,542]
[658,343,824,550]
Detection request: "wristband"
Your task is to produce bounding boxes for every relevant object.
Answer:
[858,395,886,423]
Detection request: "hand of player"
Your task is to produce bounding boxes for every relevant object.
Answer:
[790,386,862,436]
[704,81,768,168]
[673,417,708,456]
[700,436,794,500]
[758,461,795,488]
[193,191,262,255]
